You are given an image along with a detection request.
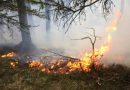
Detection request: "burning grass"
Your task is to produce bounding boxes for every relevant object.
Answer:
[0,47,130,90]
[0,44,111,74]
[0,58,130,90]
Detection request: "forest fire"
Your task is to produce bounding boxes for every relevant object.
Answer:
[1,52,16,58]
[0,34,116,74]
[0,10,121,74]
[61,10,122,73]
[0,25,118,74]
[26,44,110,74]
[1,0,129,89]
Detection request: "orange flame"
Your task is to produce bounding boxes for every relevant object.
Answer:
[29,61,44,68]
[107,10,122,32]
[1,52,16,58]
[10,61,18,68]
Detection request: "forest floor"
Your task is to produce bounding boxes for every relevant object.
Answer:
[0,51,130,90]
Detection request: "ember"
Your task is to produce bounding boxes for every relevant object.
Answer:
[1,52,16,58]
[10,61,18,68]
[29,61,44,68]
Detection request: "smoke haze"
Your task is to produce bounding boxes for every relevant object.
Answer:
[0,0,129,65]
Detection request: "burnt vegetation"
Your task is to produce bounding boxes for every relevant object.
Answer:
[0,59,130,90]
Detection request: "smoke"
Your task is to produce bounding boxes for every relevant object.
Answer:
[0,0,129,66]
[103,0,130,65]
[0,24,21,46]
[31,0,130,65]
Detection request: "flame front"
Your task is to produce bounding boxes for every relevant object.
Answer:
[71,9,122,72]
[1,52,16,58]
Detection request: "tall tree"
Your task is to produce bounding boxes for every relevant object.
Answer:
[16,0,33,52]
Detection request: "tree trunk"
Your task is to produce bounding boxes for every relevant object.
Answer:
[45,0,50,33]
[16,0,33,52]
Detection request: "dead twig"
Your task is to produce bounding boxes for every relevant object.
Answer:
[71,28,97,58]
[42,49,80,61]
